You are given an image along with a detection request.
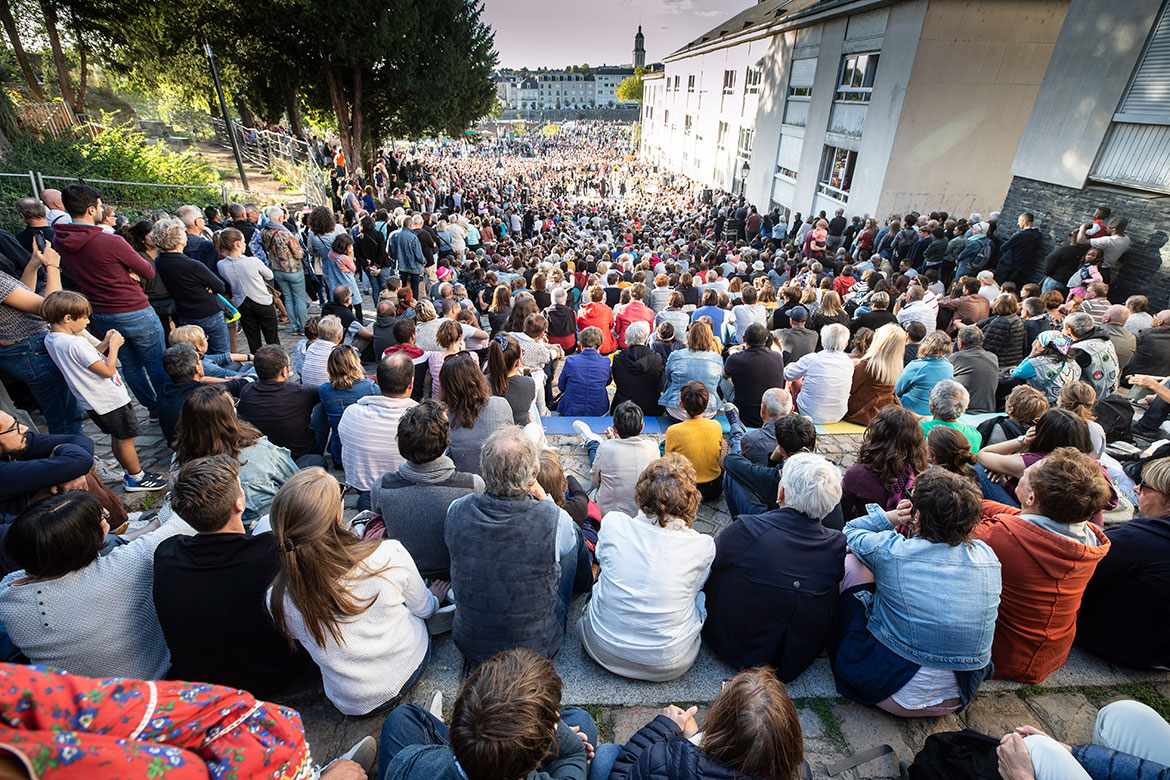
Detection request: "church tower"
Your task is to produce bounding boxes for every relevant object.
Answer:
[633,26,645,69]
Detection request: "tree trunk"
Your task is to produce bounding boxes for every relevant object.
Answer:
[280,73,303,138]
[234,95,255,128]
[350,64,365,175]
[0,0,43,100]
[323,61,354,173]
[38,0,75,111]
[208,94,220,118]
[72,23,87,115]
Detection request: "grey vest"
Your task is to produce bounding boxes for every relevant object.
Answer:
[445,493,564,665]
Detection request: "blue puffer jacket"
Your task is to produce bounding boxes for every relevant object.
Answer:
[609,715,811,780]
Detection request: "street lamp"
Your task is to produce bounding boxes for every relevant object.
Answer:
[739,160,751,196]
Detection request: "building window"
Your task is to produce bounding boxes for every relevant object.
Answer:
[673,75,681,91]
[716,121,729,150]
[817,145,856,201]
[737,127,754,160]
[685,115,693,135]
[687,75,695,93]
[836,53,879,103]
[722,69,736,95]
[664,110,670,127]
[775,134,800,180]
[745,65,763,95]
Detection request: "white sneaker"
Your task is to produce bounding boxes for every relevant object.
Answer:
[331,735,376,773]
[573,420,601,446]
[427,603,456,635]
[427,690,444,719]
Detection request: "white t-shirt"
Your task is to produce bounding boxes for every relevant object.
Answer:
[1090,234,1132,269]
[45,331,131,414]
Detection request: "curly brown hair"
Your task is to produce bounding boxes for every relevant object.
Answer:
[910,467,983,546]
[635,453,701,527]
[858,405,928,489]
[1026,446,1111,523]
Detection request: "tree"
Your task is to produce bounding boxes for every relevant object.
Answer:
[616,67,644,103]
[0,0,43,100]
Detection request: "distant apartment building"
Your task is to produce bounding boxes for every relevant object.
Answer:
[639,0,1168,297]
[494,29,643,111]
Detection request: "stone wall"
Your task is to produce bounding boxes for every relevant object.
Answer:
[997,176,1170,305]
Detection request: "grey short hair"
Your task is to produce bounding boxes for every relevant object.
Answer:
[929,379,969,421]
[870,291,890,310]
[552,287,567,304]
[264,205,285,222]
[761,387,793,418]
[481,426,539,496]
[1022,297,1046,317]
[780,452,842,521]
[411,214,424,227]
[175,204,202,227]
[625,320,650,346]
[149,218,187,251]
[957,325,983,348]
[317,315,344,343]
[1065,311,1095,338]
[821,323,850,352]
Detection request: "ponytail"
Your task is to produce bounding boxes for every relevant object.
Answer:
[487,334,519,397]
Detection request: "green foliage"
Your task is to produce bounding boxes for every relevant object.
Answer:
[795,697,848,752]
[617,67,645,103]
[0,123,221,230]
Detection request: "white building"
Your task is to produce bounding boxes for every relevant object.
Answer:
[494,30,643,111]
[639,0,1075,221]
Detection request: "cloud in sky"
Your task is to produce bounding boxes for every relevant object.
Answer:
[481,0,747,68]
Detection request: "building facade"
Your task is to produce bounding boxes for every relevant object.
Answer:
[495,30,644,111]
[639,0,1068,219]
[996,0,1170,302]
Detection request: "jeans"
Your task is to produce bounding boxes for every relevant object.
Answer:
[1025,700,1170,780]
[976,464,1020,507]
[1041,276,1065,294]
[401,272,421,300]
[1135,393,1170,434]
[722,454,779,517]
[590,744,621,780]
[0,332,83,433]
[90,306,167,413]
[179,311,230,356]
[272,269,307,334]
[378,704,598,780]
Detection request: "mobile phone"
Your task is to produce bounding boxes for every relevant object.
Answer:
[34,233,46,252]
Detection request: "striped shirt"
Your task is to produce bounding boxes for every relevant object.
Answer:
[338,395,418,491]
[299,340,335,388]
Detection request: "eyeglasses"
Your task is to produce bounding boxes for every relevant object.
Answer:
[0,418,23,437]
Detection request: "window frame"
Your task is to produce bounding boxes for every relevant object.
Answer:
[722,69,736,96]
[817,145,857,201]
[745,65,763,95]
[835,53,879,103]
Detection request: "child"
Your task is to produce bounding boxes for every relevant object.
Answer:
[428,319,464,399]
[1067,247,1104,301]
[292,316,320,377]
[169,324,252,379]
[42,291,167,492]
[664,381,728,504]
[456,308,487,352]
[328,233,362,323]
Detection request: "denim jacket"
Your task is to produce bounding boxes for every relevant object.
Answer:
[845,505,1001,671]
[659,349,724,412]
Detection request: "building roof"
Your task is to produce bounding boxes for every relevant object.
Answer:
[668,0,834,59]
[519,77,538,89]
[594,66,636,75]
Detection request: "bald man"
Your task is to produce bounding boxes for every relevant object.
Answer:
[1102,304,1136,373]
[40,189,68,226]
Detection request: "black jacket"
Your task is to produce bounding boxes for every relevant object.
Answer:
[977,314,1028,368]
[611,344,664,417]
[703,507,845,681]
[1123,326,1170,381]
[997,227,1042,274]
[611,715,812,780]
[155,251,225,319]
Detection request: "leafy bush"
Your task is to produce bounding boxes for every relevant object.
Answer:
[0,124,222,230]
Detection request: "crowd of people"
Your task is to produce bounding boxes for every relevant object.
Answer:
[0,120,1166,779]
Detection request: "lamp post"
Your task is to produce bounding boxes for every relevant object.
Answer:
[203,38,250,190]
[739,160,751,197]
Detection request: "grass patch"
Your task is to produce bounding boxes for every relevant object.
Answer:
[1018,682,1170,721]
[136,492,160,510]
[797,697,848,752]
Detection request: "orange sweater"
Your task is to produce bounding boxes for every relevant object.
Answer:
[976,501,1110,683]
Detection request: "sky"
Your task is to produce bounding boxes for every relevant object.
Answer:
[481,0,750,69]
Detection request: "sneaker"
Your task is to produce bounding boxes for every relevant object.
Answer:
[123,471,168,492]
[573,420,601,446]
[427,690,444,719]
[333,736,377,774]
[147,410,159,423]
[427,603,456,636]
[722,402,741,429]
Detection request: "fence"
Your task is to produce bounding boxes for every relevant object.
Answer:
[209,118,331,207]
[0,170,314,233]
[15,102,78,139]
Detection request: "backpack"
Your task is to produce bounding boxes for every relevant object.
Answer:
[907,730,1001,780]
[1094,393,1134,443]
[976,415,1024,447]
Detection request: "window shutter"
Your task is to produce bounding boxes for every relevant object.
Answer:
[1119,4,1170,120]
[790,59,816,89]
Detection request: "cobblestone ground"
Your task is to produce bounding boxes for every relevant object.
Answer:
[39,296,1170,778]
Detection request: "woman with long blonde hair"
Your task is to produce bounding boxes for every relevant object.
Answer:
[267,468,447,716]
[845,323,907,425]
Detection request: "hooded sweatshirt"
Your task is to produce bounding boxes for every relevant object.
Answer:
[976,501,1110,683]
[611,344,664,417]
[54,222,155,313]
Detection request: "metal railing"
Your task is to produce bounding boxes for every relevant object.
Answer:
[208,118,329,207]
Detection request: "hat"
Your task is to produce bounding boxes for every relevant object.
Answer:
[1037,330,1071,356]
[436,266,452,280]
[789,305,809,322]
[752,260,764,271]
